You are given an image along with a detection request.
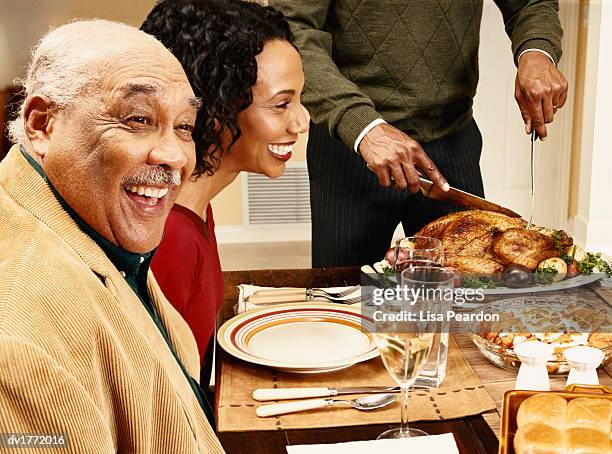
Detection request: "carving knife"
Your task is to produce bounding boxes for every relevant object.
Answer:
[365,162,520,218]
[418,176,521,218]
[527,130,537,228]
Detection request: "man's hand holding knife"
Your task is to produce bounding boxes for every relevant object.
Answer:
[359,51,568,194]
[359,122,450,192]
[515,51,569,140]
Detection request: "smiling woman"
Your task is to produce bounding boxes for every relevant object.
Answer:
[227,38,307,178]
[140,0,309,388]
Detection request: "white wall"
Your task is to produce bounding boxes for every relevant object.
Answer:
[580,0,612,253]
[476,1,579,231]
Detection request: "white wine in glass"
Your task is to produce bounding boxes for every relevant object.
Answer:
[373,265,453,439]
[374,328,435,439]
[376,332,435,385]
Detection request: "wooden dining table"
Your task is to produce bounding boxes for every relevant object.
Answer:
[214,267,612,454]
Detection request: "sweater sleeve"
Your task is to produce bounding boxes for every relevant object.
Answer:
[270,0,382,149]
[0,337,114,453]
[493,0,563,65]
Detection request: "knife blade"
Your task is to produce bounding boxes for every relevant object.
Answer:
[418,176,521,218]
[253,386,411,401]
[527,130,537,228]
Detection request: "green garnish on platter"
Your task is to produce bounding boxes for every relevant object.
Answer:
[381,266,395,277]
[551,230,611,277]
[533,266,558,285]
[577,252,612,277]
[552,230,574,265]
[462,276,498,289]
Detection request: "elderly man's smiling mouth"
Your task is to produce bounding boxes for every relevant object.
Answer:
[124,185,171,210]
[121,166,181,212]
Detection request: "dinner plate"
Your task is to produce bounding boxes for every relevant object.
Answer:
[369,259,603,295]
[217,303,379,373]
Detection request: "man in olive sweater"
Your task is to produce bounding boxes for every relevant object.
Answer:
[270,0,568,267]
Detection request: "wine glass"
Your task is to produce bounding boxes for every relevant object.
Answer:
[373,266,455,439]
[393,237,444,281]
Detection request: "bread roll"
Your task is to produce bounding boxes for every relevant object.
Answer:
[517,394,568,429]
[566,427,610,453]
[567,397,612,433]
[514,422,566,454]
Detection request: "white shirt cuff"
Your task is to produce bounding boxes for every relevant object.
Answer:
[518,48,556,66]
[354,118,387,153]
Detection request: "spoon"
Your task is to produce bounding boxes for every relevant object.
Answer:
[255,393,397,417]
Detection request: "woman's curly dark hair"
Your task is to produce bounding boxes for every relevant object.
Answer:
[141,0,294,176]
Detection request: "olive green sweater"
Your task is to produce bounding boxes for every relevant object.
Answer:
[271,0,563,145]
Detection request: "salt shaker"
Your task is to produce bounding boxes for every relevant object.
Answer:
[564,346,604,387]
[514,341,554,391]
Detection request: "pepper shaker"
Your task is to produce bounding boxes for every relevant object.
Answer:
[564,346,605,387]
[514,341,554,391]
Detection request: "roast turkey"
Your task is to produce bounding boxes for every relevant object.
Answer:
[414,210,573,276]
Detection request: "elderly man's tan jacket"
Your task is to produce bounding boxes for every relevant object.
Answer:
[0,146,224,453]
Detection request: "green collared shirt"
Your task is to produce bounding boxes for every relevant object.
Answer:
[21,147,214,424]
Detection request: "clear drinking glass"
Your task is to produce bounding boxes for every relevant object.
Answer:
[393,237,444,282]
[373,266,455,439]
[402,266,456,389]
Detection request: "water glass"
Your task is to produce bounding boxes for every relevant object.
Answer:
[393,237,444,281]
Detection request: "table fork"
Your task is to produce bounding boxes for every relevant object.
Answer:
[246,292,370,306]
[252,284,360,299]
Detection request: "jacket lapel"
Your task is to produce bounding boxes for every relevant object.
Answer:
[0,145,198,411]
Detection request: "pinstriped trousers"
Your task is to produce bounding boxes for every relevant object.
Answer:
[307,118,485,267]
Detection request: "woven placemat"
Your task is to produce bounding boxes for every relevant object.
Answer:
[217,336,496,432]
[593,286,612,307]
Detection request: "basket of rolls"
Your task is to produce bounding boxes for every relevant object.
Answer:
[500,384,612,453]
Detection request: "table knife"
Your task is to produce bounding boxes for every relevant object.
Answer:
[418,177,521,218]
[246,294,309,304]
[250,288,307,298]
[253,386,425,401]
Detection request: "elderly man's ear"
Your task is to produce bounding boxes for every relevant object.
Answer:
[23,95,57,158]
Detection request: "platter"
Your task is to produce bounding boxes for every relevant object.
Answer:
[369,259,603,295]
[217,303,378,373]
[474,273,603,295]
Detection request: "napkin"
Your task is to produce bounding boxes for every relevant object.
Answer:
[234,284,361,314]
[286,433,459,454]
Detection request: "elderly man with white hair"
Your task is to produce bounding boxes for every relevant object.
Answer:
[0,19,224,453]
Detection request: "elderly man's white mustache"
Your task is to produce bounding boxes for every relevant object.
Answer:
[121,167,181,188]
